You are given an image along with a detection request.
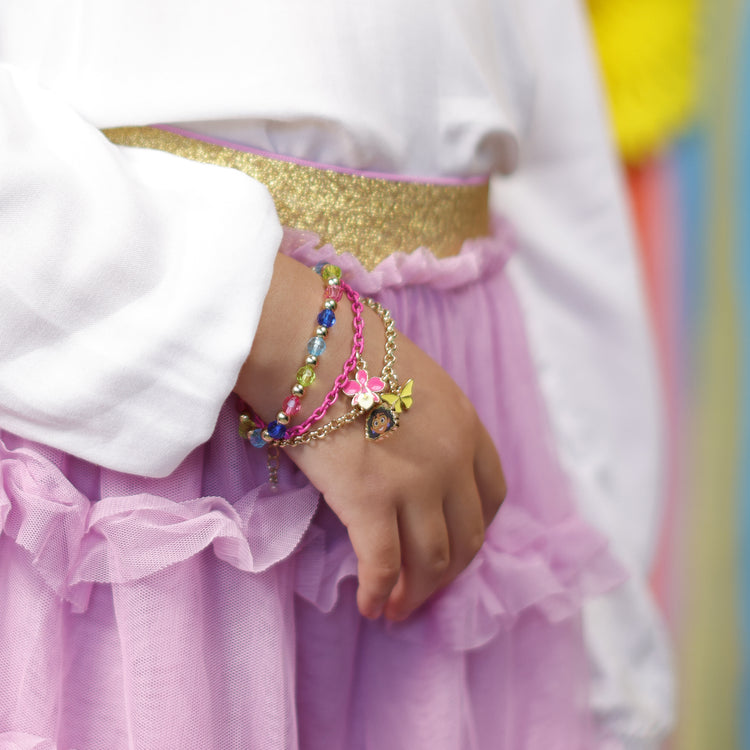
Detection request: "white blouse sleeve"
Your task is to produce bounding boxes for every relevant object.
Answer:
[0,64,282,477]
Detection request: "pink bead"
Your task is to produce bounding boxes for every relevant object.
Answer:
[283,394,302,416]
[324,285,344,302]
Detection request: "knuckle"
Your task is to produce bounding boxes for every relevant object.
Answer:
[466,530,485,560]
[485,476,507,518]
[452,388,475,420]
[425,543,451,575]
[358,482,398,507]
[368,561,401,592]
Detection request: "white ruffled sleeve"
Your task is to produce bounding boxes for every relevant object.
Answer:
[0,64,282,477]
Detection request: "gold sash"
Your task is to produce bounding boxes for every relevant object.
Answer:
[104,126,490,271]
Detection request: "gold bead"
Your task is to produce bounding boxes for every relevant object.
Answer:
[292,384,305,396]
[315,326,328,337]
[305,355,318,366]
[324,299,337,311]
[276,411,290,425]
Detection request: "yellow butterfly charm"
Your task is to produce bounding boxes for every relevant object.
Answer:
[381,378,414,413]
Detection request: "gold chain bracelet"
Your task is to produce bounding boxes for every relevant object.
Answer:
[275,298,412,447]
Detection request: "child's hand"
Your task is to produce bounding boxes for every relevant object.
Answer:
[287,318,506,621]
[234,253,506,621]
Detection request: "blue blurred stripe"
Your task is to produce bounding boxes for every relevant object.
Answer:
[672,130,708,376]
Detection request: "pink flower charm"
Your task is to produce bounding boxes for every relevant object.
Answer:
[342,368,385,410]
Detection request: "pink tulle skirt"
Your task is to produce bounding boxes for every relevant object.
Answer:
[0,220,624,749]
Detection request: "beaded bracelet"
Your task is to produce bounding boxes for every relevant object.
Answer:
[288,284,364,436]
[239,263,349,447]
[240,278,365,446]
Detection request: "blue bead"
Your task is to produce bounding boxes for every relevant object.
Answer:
[267,421,287,440]
[317,309,336,328]
[249,429,266,448]
[313,262,328,275]
[307,336,327,357]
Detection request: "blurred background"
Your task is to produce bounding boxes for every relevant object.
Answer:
[583,0,747,747]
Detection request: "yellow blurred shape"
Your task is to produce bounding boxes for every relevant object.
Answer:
[587,0,698,162]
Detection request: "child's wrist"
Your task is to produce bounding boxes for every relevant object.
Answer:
[233,253,359,426]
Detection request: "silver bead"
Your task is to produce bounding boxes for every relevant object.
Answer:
[324,299,337,311]
[305,355,318,366]
[261,429,273,443]
[276,411,290,425]
[327,277,340,287]
[315,326,328,337]
[292,384,305,396]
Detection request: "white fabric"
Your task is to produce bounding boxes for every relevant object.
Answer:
[0,64,281,476]
[1,1,526,177]
[0,0,673,744]
[492,2,674,745]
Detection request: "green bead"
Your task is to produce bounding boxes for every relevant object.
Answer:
[297,364,317,387]
[239,412,256,430]
[238,411,256,439]
[321,264,341,282]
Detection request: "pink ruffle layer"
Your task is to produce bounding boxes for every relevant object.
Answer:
[0,221,625,750]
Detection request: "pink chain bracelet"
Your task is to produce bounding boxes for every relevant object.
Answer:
[286,283,364,438]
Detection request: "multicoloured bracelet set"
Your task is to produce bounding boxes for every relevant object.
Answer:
[238,263,413,481]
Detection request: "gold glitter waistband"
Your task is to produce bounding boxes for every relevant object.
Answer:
[103,126,490,271]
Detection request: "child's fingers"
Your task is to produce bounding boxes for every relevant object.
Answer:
[347,510,402,619]
[383,499,450,621]
[440,481,486,581]
[473,424,507,527]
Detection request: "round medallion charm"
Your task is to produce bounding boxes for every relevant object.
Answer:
[364,405,399,441]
